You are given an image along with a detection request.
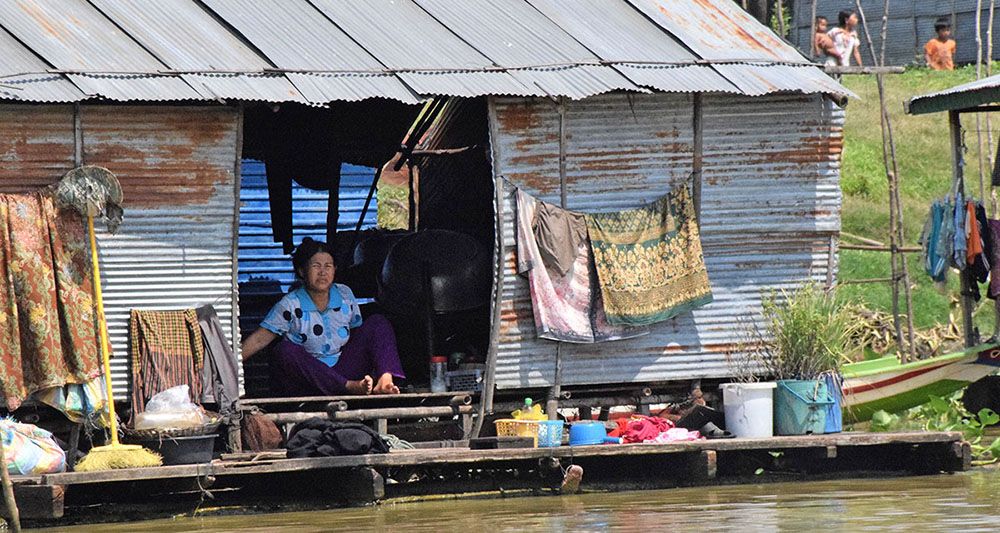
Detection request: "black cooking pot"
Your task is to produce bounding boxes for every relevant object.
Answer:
[378,230,491,314]
[338,230,412,298]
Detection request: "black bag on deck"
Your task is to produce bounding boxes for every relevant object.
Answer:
[286,418,390,458]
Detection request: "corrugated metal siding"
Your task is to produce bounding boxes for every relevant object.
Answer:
[308,0,534,98]
[0,29,85,103]
[412,0,642,99]
[490,92,842,389]
[200,0,419,104]
[0,105,239,400]
[0,0,201,101]
[88,0,306,104]
[524,0,738,93]
[626,0,849,97]
[238,160,378,293]
[790,0,1000,65]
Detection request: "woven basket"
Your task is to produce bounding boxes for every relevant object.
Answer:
[125,413,222,440]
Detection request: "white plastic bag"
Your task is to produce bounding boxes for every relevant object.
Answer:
[2,419,66,475]
[134,385,210,430]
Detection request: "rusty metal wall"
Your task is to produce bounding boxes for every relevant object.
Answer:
[489,92,843,389]
[0,104,240,400]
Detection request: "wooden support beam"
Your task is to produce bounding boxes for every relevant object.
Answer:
[328,405,475,421]
[12,485,63,520]
[824,66,906,75]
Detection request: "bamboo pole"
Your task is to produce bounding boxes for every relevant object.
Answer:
[990,0,997,217]
[0,435,21,533]
[810,0,818,56]
[776,0,785,37]
[977,0,988,202]
[855,0,916,360]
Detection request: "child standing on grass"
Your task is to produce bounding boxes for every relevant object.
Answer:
[924,18,957,71]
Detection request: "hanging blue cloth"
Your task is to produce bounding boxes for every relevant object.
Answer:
[953,191,967,270]
[921,201,948,282]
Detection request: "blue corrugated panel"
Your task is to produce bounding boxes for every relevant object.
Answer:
[237,159,377,292]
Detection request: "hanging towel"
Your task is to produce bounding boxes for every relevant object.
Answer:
[988,219,1000,300]
[585,183,713,327]
[129,309,205,415]
[953,192,967,270]
[515,188,646,343]
[196,305,240,417]
[0,192,102,411]
[920,201,948,282]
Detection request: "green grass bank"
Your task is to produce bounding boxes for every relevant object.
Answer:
[839,66,997,331]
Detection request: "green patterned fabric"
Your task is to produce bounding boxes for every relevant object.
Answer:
[585,183,712,326]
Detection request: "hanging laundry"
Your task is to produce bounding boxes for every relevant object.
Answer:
[0,192,103,411]
[196,305,240,417]
[33,377,108,426]
[968,202,991,285]
[129,309,205,416]
[920,200,949,282]
[514,188,646,343]
[953,191,967,270]
[585,183,713,327]
[989,219,1000,300]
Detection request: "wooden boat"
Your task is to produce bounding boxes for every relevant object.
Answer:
[841,343,1000,423]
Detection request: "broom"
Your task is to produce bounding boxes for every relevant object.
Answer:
[56,166,161,471]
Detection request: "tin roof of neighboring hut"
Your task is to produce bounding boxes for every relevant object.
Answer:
[906,73,1000,115]
[0,0,850,104]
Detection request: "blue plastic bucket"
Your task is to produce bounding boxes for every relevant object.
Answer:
[537,420,564,447]
[823,373,843,434]
[774,379,834,435]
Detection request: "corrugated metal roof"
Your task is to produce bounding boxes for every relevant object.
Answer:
[307,0,534,98]
[413,0,643,99]
[491,92,842,388]
[0,0,850,103]
[88,0,306,104]
[524,0,737,93]
[626,0,852,97]
[201,0,419,104]
[907,72,1000,115]
[0,28,85,102]
[0,0,201,101]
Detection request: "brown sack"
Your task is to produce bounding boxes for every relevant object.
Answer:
[242,412,283,451]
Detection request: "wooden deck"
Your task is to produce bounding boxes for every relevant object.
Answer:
[12,431,971,527]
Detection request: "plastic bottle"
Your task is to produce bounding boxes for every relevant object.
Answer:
[429,355,448,393]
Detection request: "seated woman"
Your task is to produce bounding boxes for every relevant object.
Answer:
[240,238,405,395]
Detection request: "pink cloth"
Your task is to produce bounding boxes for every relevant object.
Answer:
[645,427,704,443]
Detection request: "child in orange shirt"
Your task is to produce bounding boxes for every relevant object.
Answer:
[925,18,956,71]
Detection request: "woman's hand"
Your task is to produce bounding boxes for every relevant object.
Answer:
[240,328,278,361]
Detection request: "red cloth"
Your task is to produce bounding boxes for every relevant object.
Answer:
[608,415,674,443]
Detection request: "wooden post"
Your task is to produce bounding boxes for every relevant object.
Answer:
[776,0,785,37]
[0,434,22,533]
[692,93,703,221]
[810,0,818,57]
[547,98,568,421]
[952,111,978,348]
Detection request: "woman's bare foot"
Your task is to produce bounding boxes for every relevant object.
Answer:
[373,373,400,395]
[346,375,373,395]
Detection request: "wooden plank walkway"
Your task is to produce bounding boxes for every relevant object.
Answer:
[12,431,970,525]
[26,430,964,487]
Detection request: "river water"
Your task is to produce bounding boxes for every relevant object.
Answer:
[38,468,1000,532]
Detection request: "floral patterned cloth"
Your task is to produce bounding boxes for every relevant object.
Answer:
[515,188,646,343]
[585,183,713,327]
[0,192,102,411]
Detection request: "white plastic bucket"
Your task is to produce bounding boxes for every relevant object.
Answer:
[720,382,777,438]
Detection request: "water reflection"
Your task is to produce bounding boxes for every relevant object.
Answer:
[36,469,1000,532]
